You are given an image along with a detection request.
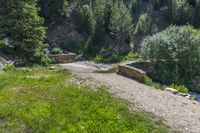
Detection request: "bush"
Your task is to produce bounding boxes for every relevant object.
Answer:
[135,13,149,34]
[93,55,104,62]
[154,83,166,90]
[51,48,63,55]
[120,52,140,61]
[141,25,200,91]
[3,65,16,72]
[166,0,192,24]
[41,56,53,66]
[170,84,189,93]
[142,75,153,86]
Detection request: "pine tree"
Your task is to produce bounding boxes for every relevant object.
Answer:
[93,0,106,40]
[0,0,46,63]
[109,1,133,54]
[39,0,66,22]
[194,0,200,27]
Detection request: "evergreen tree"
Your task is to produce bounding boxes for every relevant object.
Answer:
[0,0,46,63]
[194,0,200,27]
[39,0,67,22]
[109,1,133,53]
[93,0,106,40]
[166,0,192,24]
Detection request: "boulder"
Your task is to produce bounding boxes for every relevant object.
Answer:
[179,93,190,97]
[165,87,178,94]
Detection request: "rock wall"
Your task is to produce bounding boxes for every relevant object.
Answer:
[118,61,156,80]
[51,53,76,64]
[128,62,155,74]
[118,64,146,80]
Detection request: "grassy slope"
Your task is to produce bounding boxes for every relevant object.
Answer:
[0,66,170,132]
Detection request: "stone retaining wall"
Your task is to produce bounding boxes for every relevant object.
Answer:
[118,65,146,80]
[50,53,76,63]
[117,61,155,80]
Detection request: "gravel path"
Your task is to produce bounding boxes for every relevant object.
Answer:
[61,62,200,133]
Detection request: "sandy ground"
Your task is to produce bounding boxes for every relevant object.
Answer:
[60,62,200,133]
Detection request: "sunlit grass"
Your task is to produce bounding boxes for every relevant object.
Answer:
[0,66,170,132]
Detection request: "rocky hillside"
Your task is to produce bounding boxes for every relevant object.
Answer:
[46,0,170,53]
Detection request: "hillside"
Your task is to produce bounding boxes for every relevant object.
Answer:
[1,0,200,61]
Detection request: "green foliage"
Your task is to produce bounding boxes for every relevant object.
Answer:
[41,56,53,66]
[0,36,8,47]
[135,13,149,34]
[170,84,189,93]
[2,65,16,72]
[93,52,139,63]
[76,4,96,34]
[120,52,140,62]
[93,55,104,62]
[51,47,63,54]
[39,0,68,22]
[142,25,200,91]
[109,1,133,49]
[154,83,166,90]
[0,67,169,132]
[142,75,153,86]
[0,0,47,63]
[92,52,119,63]
[77,0,134,56]
[194,0,200,27]
[166,0,192,24]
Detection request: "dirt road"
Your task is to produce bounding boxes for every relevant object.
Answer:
[61,62,200,133]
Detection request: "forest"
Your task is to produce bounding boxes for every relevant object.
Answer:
[1,0,200,90]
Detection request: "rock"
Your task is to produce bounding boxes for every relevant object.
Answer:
[49,66,56,70]
[165,87,178,94]
[185,95,191,99]
[75,55,86,61]
[179,93,190,97]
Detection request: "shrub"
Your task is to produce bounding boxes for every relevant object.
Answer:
[3,65,16,72]
[93,55,104,62]
[154,83,166,90]
[141,25,200,91]
[120,52,140,61]
[41,56,53,66]
[166,0,192,24]
[135,13,149,34]
[51,48,63,55]
[142,75,153,86]
[170,84,189,93]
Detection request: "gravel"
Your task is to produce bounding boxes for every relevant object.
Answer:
[61,62,200,133]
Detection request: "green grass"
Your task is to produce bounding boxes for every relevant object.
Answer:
[0,66,170,132]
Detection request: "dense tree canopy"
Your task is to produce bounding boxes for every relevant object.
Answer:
[142,26,200,91]
[0,0,46,63]
[1,0,200,64]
